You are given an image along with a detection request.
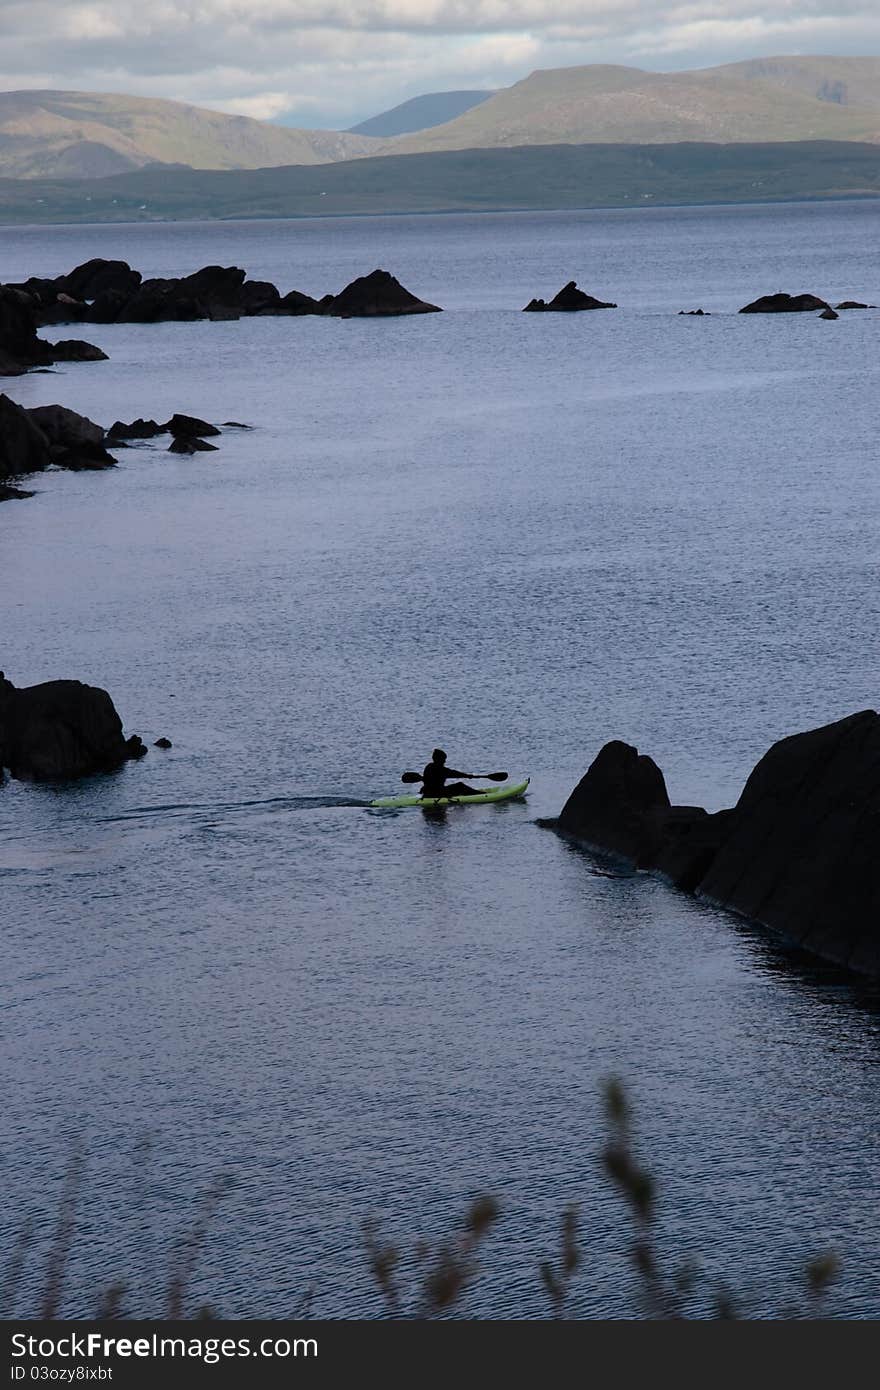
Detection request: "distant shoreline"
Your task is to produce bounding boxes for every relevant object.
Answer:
[1,140,878,227]
[2,191,880,232]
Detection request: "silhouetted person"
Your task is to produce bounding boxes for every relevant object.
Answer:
[419,749,480,799]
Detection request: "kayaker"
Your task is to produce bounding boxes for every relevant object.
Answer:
[419,749,481,799]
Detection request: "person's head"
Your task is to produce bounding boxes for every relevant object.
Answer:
[432,748,447,764]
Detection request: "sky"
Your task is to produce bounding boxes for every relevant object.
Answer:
[0,1,877,129]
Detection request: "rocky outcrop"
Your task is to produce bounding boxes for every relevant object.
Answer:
[0,673,146,782]
[819,307,839,320]
[739,292,830,313]
[277,289,323,316]
[323,269,441,317]
[679,308,709,315]
[58,259,142,303]
[835,300,874,310]
[555,712,880,976]
[523,281,617,312]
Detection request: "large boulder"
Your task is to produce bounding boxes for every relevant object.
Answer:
[107,418,165,439]
[523,281,617,312]
[739,292,830,313]
[241,280,282,315]
[324,269,441,317]
[0,394,50,481]
[116,278,203,323]
[0,674,146,782]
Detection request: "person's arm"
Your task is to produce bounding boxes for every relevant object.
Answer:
[445,768,472,779]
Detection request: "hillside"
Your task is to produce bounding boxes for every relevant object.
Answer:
[349,90,495,137]
[0,90,376,179]
[389,57,880,154]
[0,141,877,224]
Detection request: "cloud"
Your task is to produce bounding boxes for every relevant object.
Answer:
[0,1,877,126]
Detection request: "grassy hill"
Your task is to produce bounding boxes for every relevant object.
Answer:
[0,141,877,224]
[389,57,880,155]
[0,90,376,179]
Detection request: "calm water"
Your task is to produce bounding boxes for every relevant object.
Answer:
[1,202,879,1318]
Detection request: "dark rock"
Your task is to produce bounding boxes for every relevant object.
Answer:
[168,437,218,453]
[108,418,164,439]
[679,308,708,315]
[125,735,148,760]
[277,288,323,316]
[523,281,617,312]
[0,675,145,782]
[0,393,50,480]
[57,259,142,302]
[48,339,109,362]
[176,265,246,320]
[324,268,441,317]
[558,740,671,866]
[85,289,133,324]
[241,280,281,315]
[0,483,36,501]
[154,737,173,748]
[739,292,830,313]
[28,404,105,449]
[163,413,220,438]
[221,421,251,428]
[696,711,880,973]
[835,300,874,309]
[0,349,28,377]
[117,278,203,324]
[819,307,839,320]
[558,711,880,976]
[0,286,53,370]
[36,293,89,327]
[28,404,116,470]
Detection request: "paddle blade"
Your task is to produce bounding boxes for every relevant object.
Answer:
[400,771,422,783]
[485,771,508,781]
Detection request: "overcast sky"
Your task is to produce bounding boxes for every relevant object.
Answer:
[1,2,877,128]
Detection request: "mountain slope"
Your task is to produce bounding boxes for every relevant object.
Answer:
[349,90,495,137]
[387,57,880,155]
[0,90,376,179]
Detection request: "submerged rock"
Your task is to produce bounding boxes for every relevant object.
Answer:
[739,292,830,313]
[324,269,441,317]
[47,339,109,362]
[108,418,164,440]
[168,436,218,453]
[819,307,839,320]
[163,413,221,438]
[556,711,880,976]
[0,674,146,782]
[154,737,173,748]
[524,281,617,312]
[835,300,874,310]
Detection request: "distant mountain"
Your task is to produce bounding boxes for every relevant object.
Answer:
[2,141,878,225]
[389,57,880,155]
[0,90,375,179]
[348,90,495,137]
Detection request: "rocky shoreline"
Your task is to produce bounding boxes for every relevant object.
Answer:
[551,713,880,978]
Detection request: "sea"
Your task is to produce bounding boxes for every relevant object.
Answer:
[1,200,878,1318]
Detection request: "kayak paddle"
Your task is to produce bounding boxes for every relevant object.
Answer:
[400,770,508,784]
